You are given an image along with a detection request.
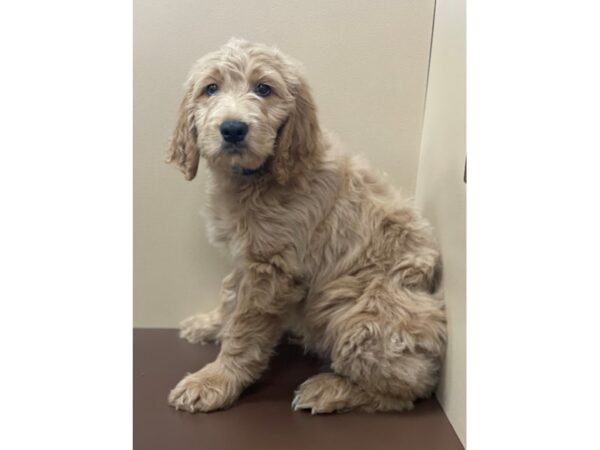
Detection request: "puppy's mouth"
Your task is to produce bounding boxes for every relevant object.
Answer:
[220,142,247,155]
[214,142,266,173]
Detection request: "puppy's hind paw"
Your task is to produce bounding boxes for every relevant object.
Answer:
[292,373,364,414]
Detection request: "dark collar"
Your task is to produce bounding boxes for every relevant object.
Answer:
[232,160,268,177]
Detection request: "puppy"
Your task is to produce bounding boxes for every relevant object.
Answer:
[166,38,446,414]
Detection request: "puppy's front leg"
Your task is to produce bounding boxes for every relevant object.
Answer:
[168,262,301,413]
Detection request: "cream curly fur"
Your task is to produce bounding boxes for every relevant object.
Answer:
[166,38,446,414]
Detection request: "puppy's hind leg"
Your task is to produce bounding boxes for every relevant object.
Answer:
[179,270,239,344]
[324,301,445,413]
[295,279,445,414]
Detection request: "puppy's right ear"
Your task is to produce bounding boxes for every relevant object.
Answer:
[166,88,199,181]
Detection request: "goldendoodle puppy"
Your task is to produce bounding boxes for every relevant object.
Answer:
[166,38,446,414]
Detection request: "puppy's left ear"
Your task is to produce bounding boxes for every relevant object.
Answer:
[166,87,200,181]
[272,75,321,185]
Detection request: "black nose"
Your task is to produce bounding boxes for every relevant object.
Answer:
[220,120,248,143]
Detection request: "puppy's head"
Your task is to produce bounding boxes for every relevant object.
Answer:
[167,38,320,184]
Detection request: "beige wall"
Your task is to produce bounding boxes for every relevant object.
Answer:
[134,0,436,327]
[415,0,466,445]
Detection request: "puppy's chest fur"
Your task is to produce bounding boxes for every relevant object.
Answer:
[205,178,314,268]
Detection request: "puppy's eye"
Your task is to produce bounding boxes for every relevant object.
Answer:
[205,83,219,96]
[254,83,272,97]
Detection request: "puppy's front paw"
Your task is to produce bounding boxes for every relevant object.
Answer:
[168,364,239,413]
[179,313,221,344]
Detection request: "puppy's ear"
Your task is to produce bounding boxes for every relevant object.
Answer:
[272,76,320,185]
[166,88,200,181]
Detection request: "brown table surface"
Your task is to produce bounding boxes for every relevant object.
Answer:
[134,328,463,450]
